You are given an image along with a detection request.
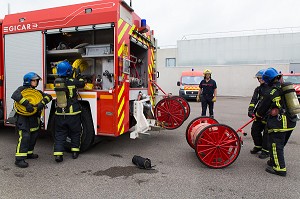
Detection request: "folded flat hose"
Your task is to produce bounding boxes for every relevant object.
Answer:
[14,88,43,116]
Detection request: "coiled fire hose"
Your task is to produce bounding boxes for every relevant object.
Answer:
[14,88,43,116]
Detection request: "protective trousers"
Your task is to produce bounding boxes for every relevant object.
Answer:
[269,131,292,172]
[53,114,82,156]
[201,95,214,117]
[15,115,39,161]
[251,121,269,152]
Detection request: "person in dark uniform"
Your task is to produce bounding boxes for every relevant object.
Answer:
[248,69,270,159]
[256,68,297,177]
[12,72,52,168]
[53,61,85,163]
[197,69,217,118]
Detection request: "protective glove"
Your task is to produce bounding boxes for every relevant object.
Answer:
[248,111,255,118]
[25,103,34,113]
[212,96,216,102]
[196,95,201,102]
[37,102,45,112]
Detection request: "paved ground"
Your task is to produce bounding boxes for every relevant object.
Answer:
[0,97,299,199]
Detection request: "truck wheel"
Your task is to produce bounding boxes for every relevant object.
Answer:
[79,105,95,152]
[48,104,95,152]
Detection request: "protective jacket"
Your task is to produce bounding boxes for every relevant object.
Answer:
[11,86,52,159]
[248,83,269,114]
[256,82,297,133]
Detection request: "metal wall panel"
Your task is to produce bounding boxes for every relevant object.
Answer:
[178,32,300,66]
[4,31,43,118]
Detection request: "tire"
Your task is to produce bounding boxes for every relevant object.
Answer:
[48,104,95,152]
[79,105,95,152]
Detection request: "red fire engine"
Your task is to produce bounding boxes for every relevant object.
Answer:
[0,0,189,151]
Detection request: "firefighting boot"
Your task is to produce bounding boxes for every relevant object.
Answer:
[55,155,63,163]
[27,154,39,159]
[258,151,269,159]
[250,147,262,154]
[15,160,29,168]
[267,160,272,167]
[72,152,79,159]
[265,166,286,177]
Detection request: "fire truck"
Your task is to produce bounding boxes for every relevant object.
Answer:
[0,0,189,151]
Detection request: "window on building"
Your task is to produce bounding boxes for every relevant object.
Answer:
[166,58,176,67]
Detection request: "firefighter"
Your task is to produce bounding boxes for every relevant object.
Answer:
[12,72,52,168]
[256,68,297,177]
[197,69,217,118]
[248,69,270,159]
[53,60,85,163]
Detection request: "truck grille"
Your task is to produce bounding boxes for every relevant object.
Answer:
[186,91,198,95]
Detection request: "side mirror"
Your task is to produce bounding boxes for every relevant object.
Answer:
[177,81,180,86]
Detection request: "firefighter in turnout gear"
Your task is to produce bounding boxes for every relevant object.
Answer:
[12,72,52,168]
[248,69,270,159]
[53,60,85,163]
[256,68,297,177]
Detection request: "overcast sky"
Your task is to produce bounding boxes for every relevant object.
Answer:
[1,0,300,47]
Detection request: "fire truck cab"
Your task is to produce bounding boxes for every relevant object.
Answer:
[1,0,157,151]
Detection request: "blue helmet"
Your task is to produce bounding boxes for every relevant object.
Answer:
[255,69,265,78]
[23,72,41,86]
[56,61,73,77]
[262,68,281,84]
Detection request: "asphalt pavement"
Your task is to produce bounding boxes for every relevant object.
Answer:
[0,97,299,199]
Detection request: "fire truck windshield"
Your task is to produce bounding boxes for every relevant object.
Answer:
[182,76,202,85]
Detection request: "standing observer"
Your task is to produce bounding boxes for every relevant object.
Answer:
[53,60,85,163]
[197,69,217,118]
[12,72,52,168]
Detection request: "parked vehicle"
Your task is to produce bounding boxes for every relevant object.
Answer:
[282,72,300,101]
[177,70,202,100]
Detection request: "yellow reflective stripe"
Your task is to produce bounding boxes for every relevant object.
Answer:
[71,148,80,152]
[262,148,269,153]
[254,146,262,148]
[55,111,81,115]
[54,152,63,156]
[16,153,28,157]
[270,128,295,133]
[19,98,27,104]
[120,125,125,135]
[282,115,287,129]
[273,96,281,108]
[70,105,73,113]
[45,95,51,102]
[118,18,123,28]
[118,23,129,43]
[249,104,255,107]
[16,130,22,154]
[30,126,39,132]
[118,97,125,117]
[68,86,75,97]
[118,84,125,102]
[118,111,125,131]
[272,143,280,169]
[27,151,33,154]
[118,41,125,57]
